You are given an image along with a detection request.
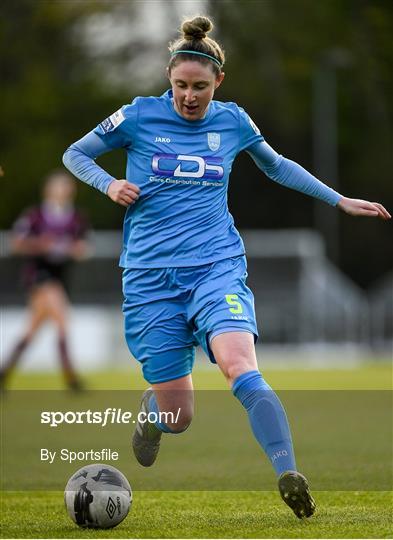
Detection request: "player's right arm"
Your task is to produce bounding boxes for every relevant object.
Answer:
[63,103,140,207]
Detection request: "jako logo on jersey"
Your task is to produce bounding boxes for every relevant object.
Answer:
[152,153,224,180]
[155,136,171,143]
[207,132,220,151]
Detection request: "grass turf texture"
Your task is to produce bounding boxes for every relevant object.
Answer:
[1,491,392,538]
[1,365,392,538]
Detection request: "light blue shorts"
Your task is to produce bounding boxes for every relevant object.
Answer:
[122,256,258,384]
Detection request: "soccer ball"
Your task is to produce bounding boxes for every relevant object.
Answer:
[64,464,132,529]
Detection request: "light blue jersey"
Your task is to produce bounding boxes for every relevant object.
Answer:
[63,89,341,269]
[63,87,338,484]
[93,90,263,267]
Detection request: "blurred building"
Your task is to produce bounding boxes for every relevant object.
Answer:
[1,229,391,370]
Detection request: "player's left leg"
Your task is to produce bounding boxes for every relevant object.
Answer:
[43,282,82,390]
[190,256,315,518]
[211,331,297,475]
[210,331,315,518]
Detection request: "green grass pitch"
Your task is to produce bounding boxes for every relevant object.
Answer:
[1,491,392,539]
[1,363,392,538]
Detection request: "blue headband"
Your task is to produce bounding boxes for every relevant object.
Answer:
[171,50,222,68]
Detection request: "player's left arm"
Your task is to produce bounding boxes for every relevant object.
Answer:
[247,141,391,220]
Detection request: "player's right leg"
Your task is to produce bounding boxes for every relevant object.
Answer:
[0,287,46,388]
[122,267,195,466]
[132,375,194,466]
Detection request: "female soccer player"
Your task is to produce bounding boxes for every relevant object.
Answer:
[1,170,89,390]
[63,16,390,518]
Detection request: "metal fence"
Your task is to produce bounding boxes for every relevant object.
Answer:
[1,229,392,349]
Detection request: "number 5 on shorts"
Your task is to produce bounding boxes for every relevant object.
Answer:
[225,294,243,314]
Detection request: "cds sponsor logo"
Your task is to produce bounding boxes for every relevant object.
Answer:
[152,153,224,180]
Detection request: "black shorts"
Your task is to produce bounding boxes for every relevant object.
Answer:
[22,258,70,291]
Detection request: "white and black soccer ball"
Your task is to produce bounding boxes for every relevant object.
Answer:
[64,464,132,529]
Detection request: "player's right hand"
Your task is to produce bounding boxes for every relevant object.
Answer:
[107,179,141,207]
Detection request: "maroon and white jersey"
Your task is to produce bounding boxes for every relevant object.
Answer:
[13,204,88,263]
[12,204,89,288]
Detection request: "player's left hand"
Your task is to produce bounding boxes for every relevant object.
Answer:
[337,197,391,220]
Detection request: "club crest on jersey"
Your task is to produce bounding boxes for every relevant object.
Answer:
[207,132,220,151]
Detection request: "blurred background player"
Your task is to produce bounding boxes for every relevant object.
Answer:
[0,170,89,390]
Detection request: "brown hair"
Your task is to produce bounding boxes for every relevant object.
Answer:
[168,16,225,76]
[44,168,74,186]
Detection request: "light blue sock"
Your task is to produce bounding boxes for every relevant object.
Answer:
[148,393,178,434]
[232,370,297,476]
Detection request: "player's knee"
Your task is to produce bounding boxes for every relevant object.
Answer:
[166,419,192,433]
[223,355,257,384]
[211,333,258,384]
[164,409,193,433]
[168,420,191,433]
